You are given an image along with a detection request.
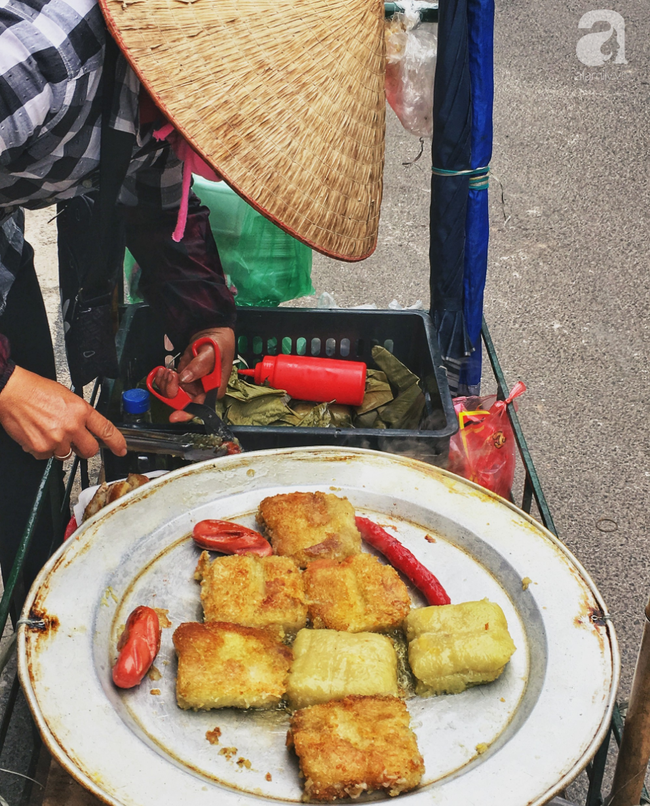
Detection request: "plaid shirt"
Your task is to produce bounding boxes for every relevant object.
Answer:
[0,0,235,387]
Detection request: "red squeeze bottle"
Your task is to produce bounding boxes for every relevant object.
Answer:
[239,355,367,406]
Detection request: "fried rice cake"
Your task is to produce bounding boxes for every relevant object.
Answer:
[257,492,361,567]
[286,628,398,709]
[173,621,292,710]
[305,554,411,632]
[288,695,424,800]
[195,552,307,635]
[405,599,517,695]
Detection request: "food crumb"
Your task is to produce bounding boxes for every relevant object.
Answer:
[475,743,489,755]
[265,773,272,782]
[150,689,161,696]
[237,757,252,769]
[154,608,172,628]
[206,727,221,745]
[500,698,506,702]
[484,622,489,630]
[148,665,162,681]
[521,576,533,591]
[424,534,437,543]
[246,468,255,477]
[219,747,237,761]
[107,586,119,603]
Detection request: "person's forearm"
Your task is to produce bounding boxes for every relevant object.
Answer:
[0,334,16,396]
[124,195,236,351]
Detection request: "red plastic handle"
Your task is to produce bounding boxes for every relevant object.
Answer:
[146,367,192,410]
[191,336,221,393]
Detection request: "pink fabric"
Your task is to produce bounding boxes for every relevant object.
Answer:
[154,124,222,242]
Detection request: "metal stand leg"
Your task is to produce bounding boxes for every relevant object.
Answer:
[608,601,650,806]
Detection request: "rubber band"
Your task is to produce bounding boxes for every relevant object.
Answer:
[431,165,490,190]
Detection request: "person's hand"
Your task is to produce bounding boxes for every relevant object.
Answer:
[0,367,127,460]
[153,327,235,423]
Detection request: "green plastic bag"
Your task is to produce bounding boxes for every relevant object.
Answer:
[123,249,143,304]
[192,176,314,307]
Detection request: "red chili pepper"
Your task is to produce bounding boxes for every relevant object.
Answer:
[192,520,273,556]
[355,516,450,606]
[112,606,162,689]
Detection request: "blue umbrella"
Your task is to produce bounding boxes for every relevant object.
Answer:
[429,0,473,395]
[457,0,494,395]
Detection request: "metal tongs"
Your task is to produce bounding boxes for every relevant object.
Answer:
[116,426,239,462]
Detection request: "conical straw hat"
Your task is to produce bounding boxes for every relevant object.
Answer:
[101,0,386,261]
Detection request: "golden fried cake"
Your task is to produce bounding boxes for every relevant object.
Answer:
[289,695,424,800]
[286,628,398,709]
[405,599,517,696]
[173,621,292,710]
[257,492,361,567]
[195,552,307,635]
[305,554,411,632]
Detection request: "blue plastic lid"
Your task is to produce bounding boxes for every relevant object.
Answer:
[122,388,150,414]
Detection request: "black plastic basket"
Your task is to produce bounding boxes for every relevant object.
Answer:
[99,304,458,479]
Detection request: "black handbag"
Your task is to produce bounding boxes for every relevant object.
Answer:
[64,291,120,388]
[63,35,135,389]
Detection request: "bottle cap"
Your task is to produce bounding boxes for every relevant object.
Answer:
[122,388,150,414]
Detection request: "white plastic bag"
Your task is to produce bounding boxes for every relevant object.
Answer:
[385,3,437,138]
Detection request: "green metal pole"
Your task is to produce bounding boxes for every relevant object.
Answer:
[481,319,558,536]
[0,460,55,638]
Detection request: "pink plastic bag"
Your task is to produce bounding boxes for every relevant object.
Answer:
[448,382,526,499]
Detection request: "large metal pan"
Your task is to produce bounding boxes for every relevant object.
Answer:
[18,447,618,806]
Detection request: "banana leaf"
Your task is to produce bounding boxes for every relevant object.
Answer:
[375,384,426,430]
[355,369,394,415]
[368,348,426,429]
[224,368,287,402]
[354,409,385,429]
[213,368,295,425]
[225,395,298,426]
[290,400,317,417]
[371,346,420,392]
[299,402,334,428]
[329,403,354,429]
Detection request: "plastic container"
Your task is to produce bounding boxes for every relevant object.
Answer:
[99,305,458,479]
[121,389,151,424]
[239,355,367,406]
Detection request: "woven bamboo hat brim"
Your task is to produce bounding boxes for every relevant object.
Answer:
[100,0,386,261]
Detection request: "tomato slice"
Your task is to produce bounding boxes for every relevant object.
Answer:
[192,520,272,556]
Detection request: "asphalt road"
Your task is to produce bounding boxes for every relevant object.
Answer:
[5,1,649,803]
[306,0,649,695]
[304,0,649,798]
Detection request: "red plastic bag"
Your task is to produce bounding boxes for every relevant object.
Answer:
[447,382,526,499]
